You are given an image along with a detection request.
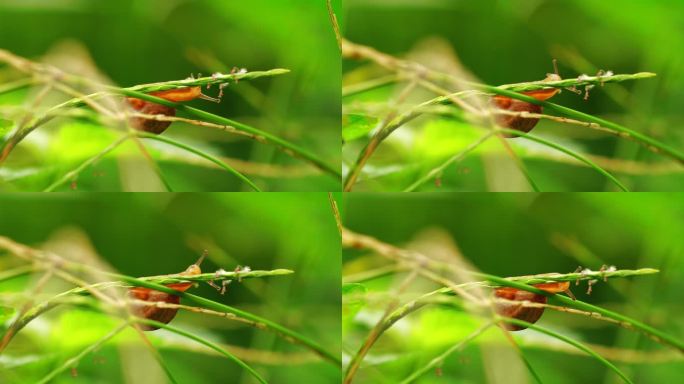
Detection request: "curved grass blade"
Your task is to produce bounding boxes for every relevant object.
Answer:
[0,77,35,96]
[36,322,129,384]
[134,318,268,384]
[43,134,131,192]
[399,323,493,384]
[0,265,36,282]
[518,351,544,384]
[403,132,494,191]
[142,339,180,384]
[498,317,634,384]
[497,128,629,191]
[494,134,541,192]
[136,132,261,191]
[343,74,399,97]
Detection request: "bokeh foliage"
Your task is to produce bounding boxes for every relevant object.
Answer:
[342,193,684,383]
[0,193,341,383]
[342,0,684,191]
[0,0,341,191]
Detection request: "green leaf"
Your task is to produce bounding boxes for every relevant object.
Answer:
[343,114,378,142]
[342,283,367,327]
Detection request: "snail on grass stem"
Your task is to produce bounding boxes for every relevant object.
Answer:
[128,252,207,331]
[490,60,565,137]
[494,281,575,331]
[127,83,221,134]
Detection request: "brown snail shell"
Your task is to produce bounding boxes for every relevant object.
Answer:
[491,72,561,137]
[490,96,543,135]
[494,281,570,331]
[126,98,175,134]
[126,86,217,134]
[128,259,203,331]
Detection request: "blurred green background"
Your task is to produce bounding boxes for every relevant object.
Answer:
[342,193,684,383]
[0,0,341,191]
[341,0,684,191]
[0,193,341,383]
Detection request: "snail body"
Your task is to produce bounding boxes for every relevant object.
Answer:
[129,255,205,331]
[126,97,176,134]
[492,62,562,137]
[127,85,220,134]
[494,281,570,331]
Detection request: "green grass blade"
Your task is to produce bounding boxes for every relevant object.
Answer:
[500,136,541,192]
[497,72,657,92]
[403,132,494,191]
[545,101,684,163]
[43,134,131,192]
[134,318,268,384]
[399,323,493,384]
[136,132,261,191]
[343,74,399,97]
[124,69,290,93]
[497,128,629,191]
[0,265,36,282]
[144,343,180,384]
[0,77,34,96]
[36,322,129,384]
[518,351,544,384]
[498,318,634,384]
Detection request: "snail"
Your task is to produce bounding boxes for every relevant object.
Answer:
[490,61,562,137]
[494,281,574,331]
[128,253,206,331]
[127,85,220,134]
